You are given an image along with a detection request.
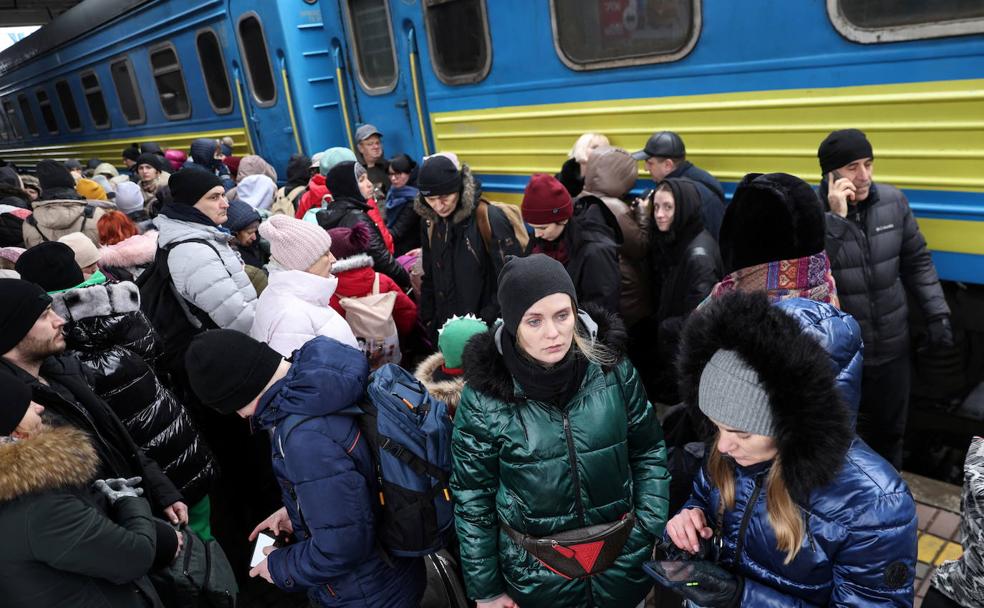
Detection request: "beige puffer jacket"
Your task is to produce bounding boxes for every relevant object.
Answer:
[22,197,114,248]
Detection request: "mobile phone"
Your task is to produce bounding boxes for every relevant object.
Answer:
[643,560,697,588]
[250,530,276,568]
[829,169,844,182]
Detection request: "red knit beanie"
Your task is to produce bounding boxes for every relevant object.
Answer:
[521,174,573,224]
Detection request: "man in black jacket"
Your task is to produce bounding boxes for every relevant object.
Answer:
[819,128,952,468]
[634,130,726,239]
[0,278,185,566]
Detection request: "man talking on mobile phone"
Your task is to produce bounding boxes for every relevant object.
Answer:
[818,128,952,469]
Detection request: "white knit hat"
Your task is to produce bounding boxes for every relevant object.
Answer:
[259,214,332,272]
[58,232,101,268]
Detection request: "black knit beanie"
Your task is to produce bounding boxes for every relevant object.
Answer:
[497,254,578,336]
[135,153,164,173]
[122,144,141,162]
[185,329,284,415]
[0,278,53,355]
[0,368,33,436]
[15,242,84,293]
[417,156,462,196]
[818,129,873,174]
[36,159,76,192]
[324,161,366,202]
[169,167,223,206]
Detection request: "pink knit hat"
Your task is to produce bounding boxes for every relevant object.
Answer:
[259,214,332,271]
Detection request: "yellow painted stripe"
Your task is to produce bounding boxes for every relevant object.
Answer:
[934,541,964,566]
[918,218,984,255]
[431,79,984,193]
[0,128,250,168]
[918,533,946,564]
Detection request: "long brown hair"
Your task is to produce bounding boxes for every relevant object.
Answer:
[707,435,805,564]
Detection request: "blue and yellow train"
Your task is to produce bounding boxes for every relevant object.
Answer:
[1,0,982,282]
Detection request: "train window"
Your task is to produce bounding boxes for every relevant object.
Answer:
[195,29,233,114]
[149,44,192,120]
[829,0,984,42]
[17,94,39,137]
[55,80,82,131]
[237,14,276,106]
[344,0,398,93]
[80,71,110,128]
[2,100,22,139]
[422,0,491,85]
[36,89,59,134]
[110,58,146,125]
[550,0,700,70]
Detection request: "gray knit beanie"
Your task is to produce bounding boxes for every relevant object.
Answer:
[698,349,774,437]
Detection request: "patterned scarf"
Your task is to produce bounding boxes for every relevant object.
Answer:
[703,252,839,309]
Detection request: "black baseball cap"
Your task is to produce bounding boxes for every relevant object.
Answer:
[632,131,686,161]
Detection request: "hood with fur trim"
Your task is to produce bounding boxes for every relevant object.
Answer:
[676,290,852,503]
[0,425,100,503]
[413,164,481,226]
[414,351,466,414]
[330,252,373,275]
[50,281,141,323]
[98,231,158,269]
[462,303,627,405]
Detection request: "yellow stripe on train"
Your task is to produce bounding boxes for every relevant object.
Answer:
[433,79,984,194]
[0,128,250,168]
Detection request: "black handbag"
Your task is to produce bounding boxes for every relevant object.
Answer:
[502,512,636,580]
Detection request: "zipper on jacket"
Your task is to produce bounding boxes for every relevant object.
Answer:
[735,475,764,559]
[562,411,586,526]
[848,208,880,358]
[182,529,194,574]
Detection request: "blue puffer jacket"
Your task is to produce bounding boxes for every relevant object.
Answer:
[774,298,863,423]
[683,440,917,606]
[253,337,425,607]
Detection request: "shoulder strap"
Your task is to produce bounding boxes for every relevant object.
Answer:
[276,415,319,458]
[166,237,223,257]
[288,185,306,201]
[426,220,435,247]
[475,200,493,252]
[25,214,49,242]
[79,203,95,235]
[372,272,380,295]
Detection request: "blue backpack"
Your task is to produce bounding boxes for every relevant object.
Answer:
[360,363,454,557]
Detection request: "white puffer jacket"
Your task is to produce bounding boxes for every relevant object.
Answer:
[250,262,358,357]
[155,214,257,333]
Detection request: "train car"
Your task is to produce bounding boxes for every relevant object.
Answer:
[0,0,982,284]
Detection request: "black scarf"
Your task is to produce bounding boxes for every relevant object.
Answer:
[160,202,218,228]
[500,328,588,408]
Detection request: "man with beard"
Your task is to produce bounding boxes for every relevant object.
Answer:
[818,128,951,469]
[0,278,186,567]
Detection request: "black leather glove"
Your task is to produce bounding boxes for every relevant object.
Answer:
[644,559,742,608]
[927,316,955,350]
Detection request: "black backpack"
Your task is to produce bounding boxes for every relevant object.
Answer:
[150,526,238,608]
[136,239,219,370]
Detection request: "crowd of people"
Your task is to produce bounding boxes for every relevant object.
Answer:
[0,122,979,608]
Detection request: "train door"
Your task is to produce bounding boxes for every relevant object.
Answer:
[225,1,297,175]
[321,0,430,168]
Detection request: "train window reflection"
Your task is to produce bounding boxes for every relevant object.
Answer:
[831,0,984,42]
[423,0,491,85]
[80,71,110,129]
[550,0,700,70]
[55,80,82,131]
[110,58,146,125]
[149,44,191,120]
[345,0,398,92]
[36,89,59,134]
[17,94,39,137]
[237,14,276,106]
[2,100,22,139]
[196,29,233,114]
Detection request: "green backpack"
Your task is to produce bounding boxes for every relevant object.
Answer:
[150,526,238,608]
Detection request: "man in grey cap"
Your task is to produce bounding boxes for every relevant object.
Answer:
[355,123,389,196]
[634,130,725,238]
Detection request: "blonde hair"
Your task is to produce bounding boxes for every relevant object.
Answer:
[707,436,804,564]
[573,325,618,367]
[570,133,611,164]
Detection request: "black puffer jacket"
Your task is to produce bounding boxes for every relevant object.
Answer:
[822,182,949,366]
[50,281,218,504]
[414,165,524,342]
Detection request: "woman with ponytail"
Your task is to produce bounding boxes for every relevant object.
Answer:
[649,290,917,607]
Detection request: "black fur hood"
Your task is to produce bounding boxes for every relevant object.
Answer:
[413,164,481,226]
[462,303,627,404]
[676,290,852,502]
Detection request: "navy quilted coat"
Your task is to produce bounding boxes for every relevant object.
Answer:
[252,337,425,607]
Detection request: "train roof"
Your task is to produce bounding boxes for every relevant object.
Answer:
[0,0,149,77]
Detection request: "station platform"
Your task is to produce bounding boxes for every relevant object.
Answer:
[906,472,964,607]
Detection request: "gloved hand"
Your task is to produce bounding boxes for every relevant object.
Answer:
[927,316,955,350]
[654,535,718,562]
[644,559,741,608]
[94,477,144,504]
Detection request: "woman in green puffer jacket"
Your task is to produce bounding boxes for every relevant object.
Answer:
[452,254,670,608]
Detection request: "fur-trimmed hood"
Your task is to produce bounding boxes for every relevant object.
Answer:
[462,303,627,404]
[414,351,466,414]
[413,164,481,226]
[50,281,141,323]
[0,425,100,503]
[676,290,852,502]
[98,230,158,269]
[331,252,373,275]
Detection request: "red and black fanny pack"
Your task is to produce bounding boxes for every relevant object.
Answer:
[502,512,635,580]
